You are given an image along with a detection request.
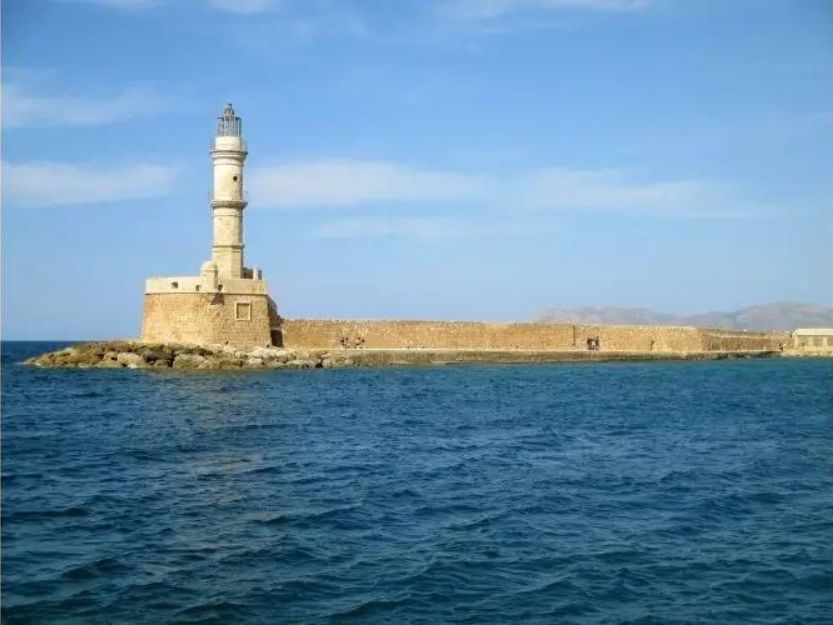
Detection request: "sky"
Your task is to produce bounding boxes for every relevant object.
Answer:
[2,0,832,340]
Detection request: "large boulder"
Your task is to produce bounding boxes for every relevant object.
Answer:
[117,352,145,368]
[286,358,315,368]
[249,346,280,360]
[98,351,121,368]
[172,353,206,369]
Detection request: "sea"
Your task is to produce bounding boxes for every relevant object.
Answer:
[2,341,831,624]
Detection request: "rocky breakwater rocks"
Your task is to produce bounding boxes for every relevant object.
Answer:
[23,341,780,370]
[23,341,354,370]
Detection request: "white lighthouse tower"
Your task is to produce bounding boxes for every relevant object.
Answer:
[141,104,280,349]
[211,104,247,279]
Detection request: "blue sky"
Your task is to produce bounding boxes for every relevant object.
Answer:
[3,0,831,339]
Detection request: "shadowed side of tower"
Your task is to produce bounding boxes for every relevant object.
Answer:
[140,104,281,349]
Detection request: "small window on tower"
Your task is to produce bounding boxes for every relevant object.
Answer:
[235,302,252,321]
[233,175,239,182]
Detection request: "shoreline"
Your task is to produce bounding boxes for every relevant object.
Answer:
[21,341,794,370]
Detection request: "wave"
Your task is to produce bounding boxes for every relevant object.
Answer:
[5,505,89,521]
[61,557,131,581]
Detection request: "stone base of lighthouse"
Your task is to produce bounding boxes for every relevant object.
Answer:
[140,272,282,350]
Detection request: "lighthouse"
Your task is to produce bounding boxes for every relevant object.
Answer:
[211,104,247,279]
[140,103,280,349]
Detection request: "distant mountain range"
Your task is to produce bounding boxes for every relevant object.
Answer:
[533,302,833,332]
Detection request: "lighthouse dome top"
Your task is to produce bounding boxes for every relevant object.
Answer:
[216,102,242,137]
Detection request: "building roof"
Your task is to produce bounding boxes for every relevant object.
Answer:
[792,328,833,336]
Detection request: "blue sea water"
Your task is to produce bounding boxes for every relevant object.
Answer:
[1,341,831,625]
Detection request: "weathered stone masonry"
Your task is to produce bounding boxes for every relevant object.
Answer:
[141,293,273,348]
[280,319,788,353]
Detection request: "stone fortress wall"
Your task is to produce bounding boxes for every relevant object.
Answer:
[142,293,275,349]
[700,329,789,352]
[281,320,576,350]
[280,319,788,353]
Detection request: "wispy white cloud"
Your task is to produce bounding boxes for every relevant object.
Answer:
[314,215,562,240]
[207,0,280,14]
[249,158,759,219]
[64,0,164,9]
[4,83,172,128]
[517,168,727,216]
[440,0,649,19]
[315,217,468,240]
[3,161,177,207]
[66,0,281,12]
[249,159,487,207]
[66,0,647,19]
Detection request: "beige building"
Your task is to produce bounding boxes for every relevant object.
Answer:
[141,104,279,349]
[792,328,833,353]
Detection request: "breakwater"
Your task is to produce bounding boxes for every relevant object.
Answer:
[24,341,781,370]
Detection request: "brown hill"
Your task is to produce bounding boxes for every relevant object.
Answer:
[534,302,833,332]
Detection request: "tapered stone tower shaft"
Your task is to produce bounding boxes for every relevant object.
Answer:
[211,103,247,279]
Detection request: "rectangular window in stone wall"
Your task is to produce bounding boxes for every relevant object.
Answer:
[235,301,252,321]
